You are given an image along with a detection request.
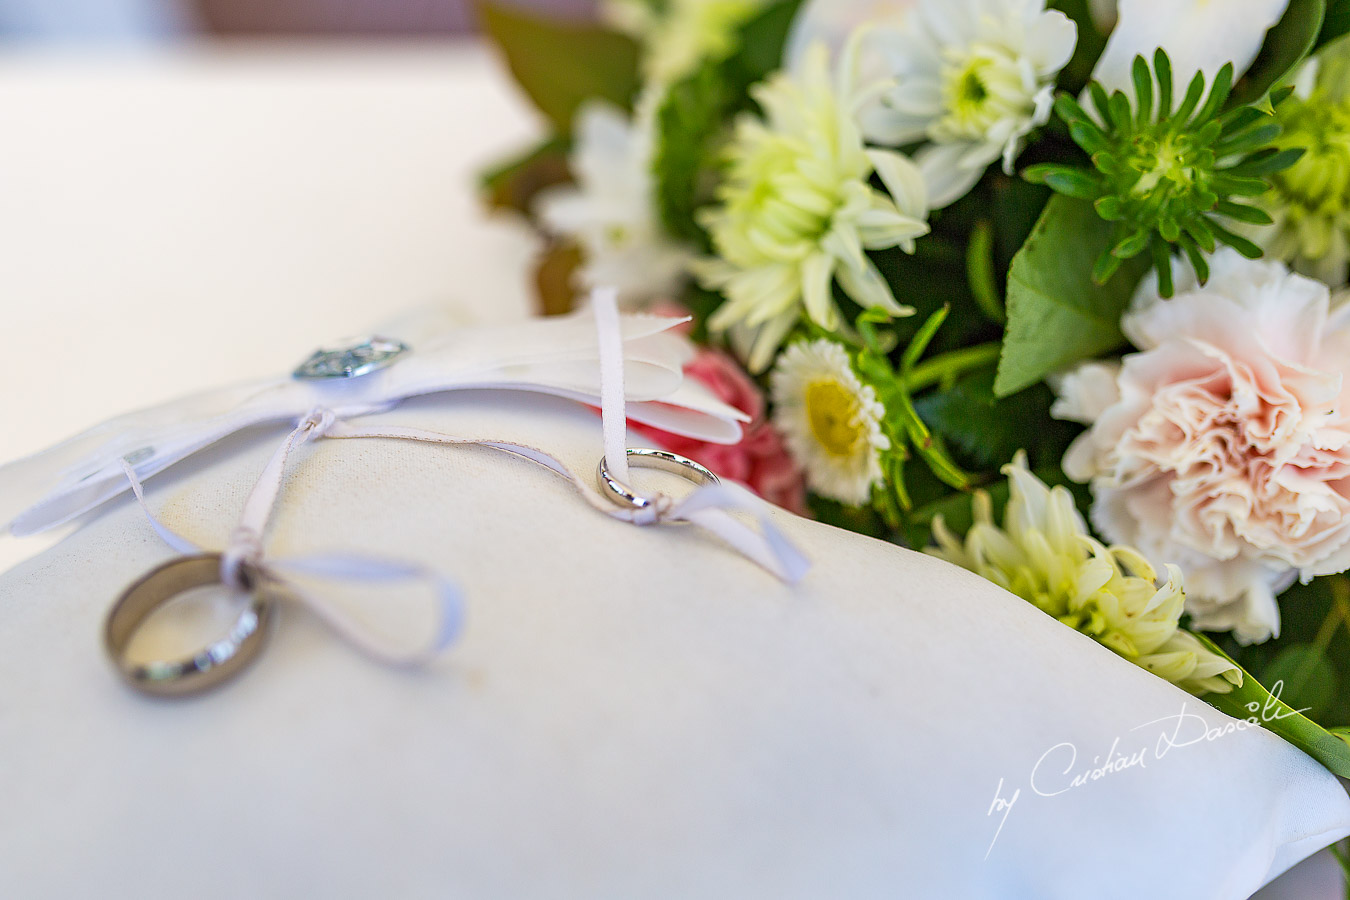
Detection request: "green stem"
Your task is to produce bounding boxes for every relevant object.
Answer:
[903,343,1002,392]
[966,221,1005,324]
[1314,576,1350,655]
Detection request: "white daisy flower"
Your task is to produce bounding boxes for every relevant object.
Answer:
[862,0,1077,208]
[770,339,890,505]
[694,40,930,372]
[535,99,694,307]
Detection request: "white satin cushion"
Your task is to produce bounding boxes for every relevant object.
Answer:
[0,389,1346,899]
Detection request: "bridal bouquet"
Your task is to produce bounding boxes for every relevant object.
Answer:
[482,0,1350,776]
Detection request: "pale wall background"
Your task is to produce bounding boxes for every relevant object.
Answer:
[0,0,600,40]
[200,0,599,34]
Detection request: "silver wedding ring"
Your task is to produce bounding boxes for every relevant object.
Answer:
[596,448,720,511]
[105,554,279,697]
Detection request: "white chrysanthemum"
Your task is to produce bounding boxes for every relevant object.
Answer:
[535,100,693,307]
[770,339,890,505]
[1240,47,1350,286]
[930,454,1242,696]
[603,0,768,86]
[695,41,930,372]
[861,0,1077,208]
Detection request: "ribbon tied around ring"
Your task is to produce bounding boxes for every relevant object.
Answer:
[109,287,809,696]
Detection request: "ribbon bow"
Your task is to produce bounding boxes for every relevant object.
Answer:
[122,287,809,669]
[123,408,463,666]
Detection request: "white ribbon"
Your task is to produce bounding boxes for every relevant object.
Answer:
[122,409,464,668]
[4,308,750,537]
[118,287,809,671]
[321,288,811,583]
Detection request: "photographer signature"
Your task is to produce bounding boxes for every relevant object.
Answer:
[984,682,1307,859]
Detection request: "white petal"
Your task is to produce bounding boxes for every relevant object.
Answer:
[1024,8,1079,75]
[743,310,801,374]
[1091,0,1289,102]
[801,252,839,327]
[837,254,910,314]
[914,142,986,209]
[859,99,934,146]
[1048,361,1124,424]
[785,0,922,74]
[866,148,930,217]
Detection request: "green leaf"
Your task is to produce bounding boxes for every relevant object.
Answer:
[1326,839,1350,895]
[994,196,1149,397]
[653,0,806,243]
[913,367,1081,470]
[1195,633,1350,778]
[479,2,641,134]
[1025,164,1102,200]
[1262,644,1338,721]
[1226,576,1350,728]
[1229,0,1326,108]
[1320,0,1350,46]
[479,137,571,217]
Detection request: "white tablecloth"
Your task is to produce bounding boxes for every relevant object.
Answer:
[0,38,1337,898]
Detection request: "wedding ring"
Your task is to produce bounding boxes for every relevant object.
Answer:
[596,448,720,511]
[104,553,279,698]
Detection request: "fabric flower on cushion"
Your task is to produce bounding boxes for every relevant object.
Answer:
[770,338,889,505]
[930,454,1241,696]
[536,100,693,308]
[632,347,808,514]
[1052,248,1350,644]
[860,0,1077,208]
[694,41,930,373]
[1091,0,1289,101]
[603,0,768,86]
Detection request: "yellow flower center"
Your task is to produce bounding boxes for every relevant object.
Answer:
[1128,132,1199,198]
[805,379,864,457]
[935,43,1029,142]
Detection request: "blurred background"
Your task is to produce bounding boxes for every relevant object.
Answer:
[0,0,598,40]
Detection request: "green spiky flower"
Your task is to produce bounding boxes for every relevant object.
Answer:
[1026,50,1302,296]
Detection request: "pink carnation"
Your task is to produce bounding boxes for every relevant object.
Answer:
[1052,248,1350,643]
[635,348,808,515]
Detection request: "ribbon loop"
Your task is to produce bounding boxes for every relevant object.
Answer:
[325,288,812,584]
[221,526,265,591]
[121,412,463,671]
[299,407,337,439]
[587,287,811,583]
